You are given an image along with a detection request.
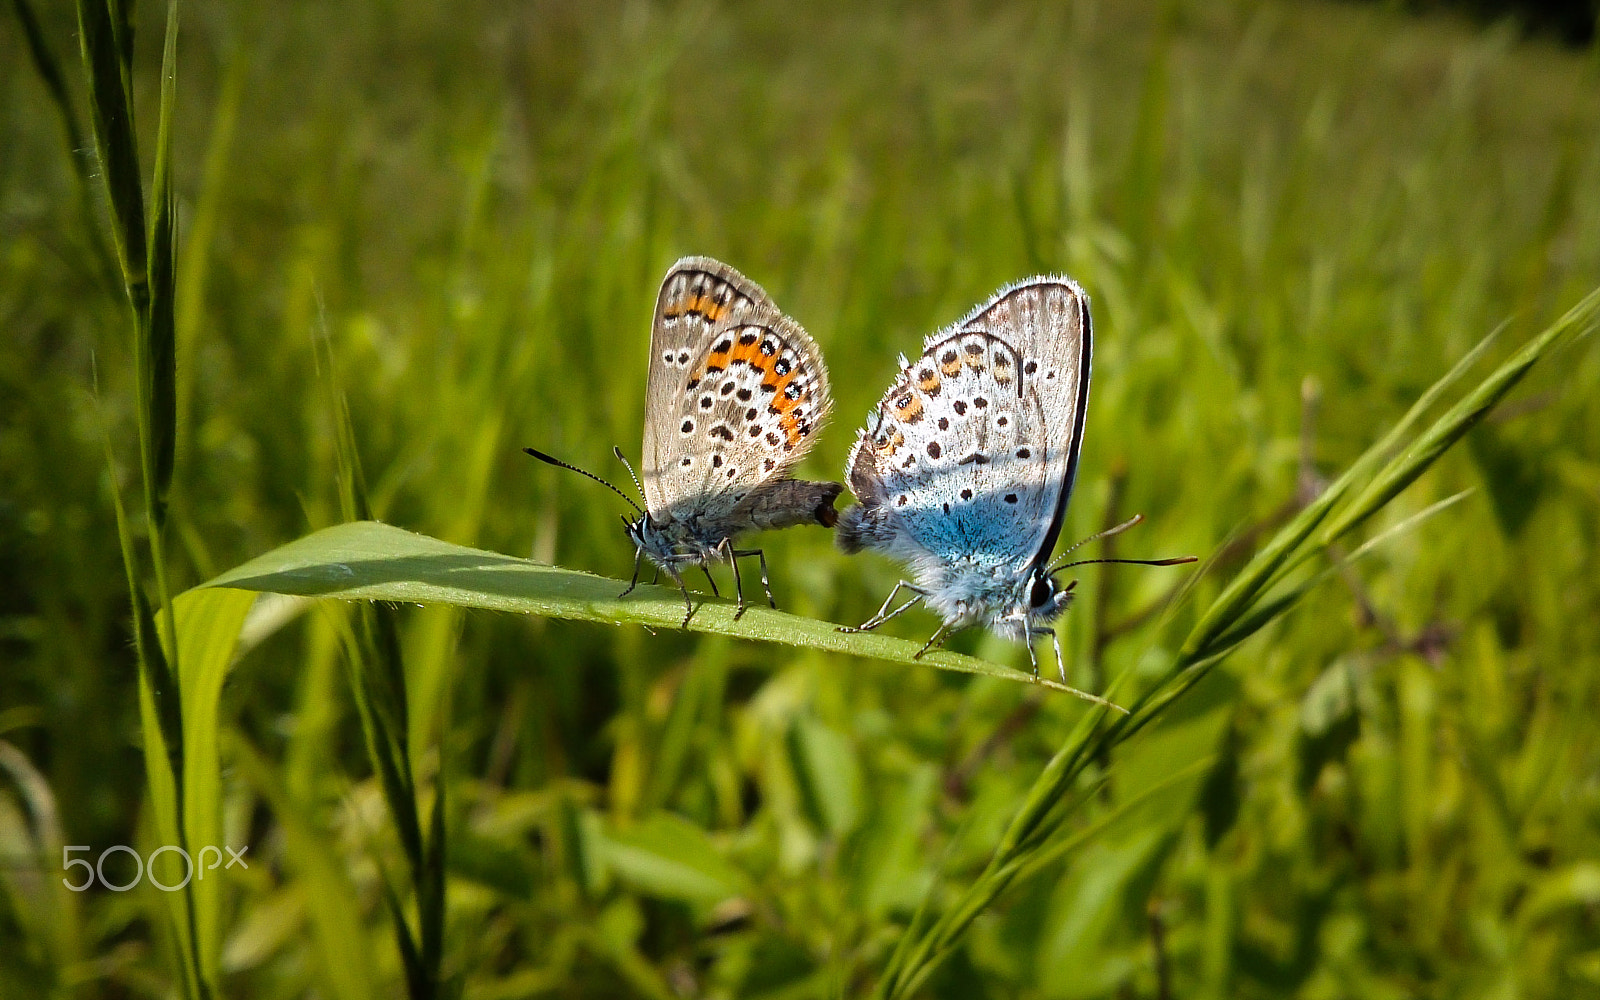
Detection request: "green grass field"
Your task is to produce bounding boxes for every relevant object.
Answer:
[4,0,1600,996]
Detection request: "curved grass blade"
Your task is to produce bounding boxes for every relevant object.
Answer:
[147,0,179,517]
[1179,318,1505,661]
[9,0,120,291]
[197,521,1118,702]
[1319,285,1599,546]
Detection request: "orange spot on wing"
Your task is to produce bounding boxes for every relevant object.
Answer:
[730,336,761,365]
[763,367,800,399]
[663,293,727,323]
[780,413,804,446]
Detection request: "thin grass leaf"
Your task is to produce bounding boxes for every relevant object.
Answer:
[1180,318,1506,660]
[8,0,120,291]
[997,695,1121,857]
[332,614,427,994]
[422,751,447,993]
[1197,490,1474,662]
[108,0,133,79]
[313,307,376,525]
[96,386,199,996]
[165,587,256,986]
[315,321,440,1000]
[76,0,147,296]
[1319,287,1600,546]
[896,761,1214,1000]
[875,731,1116,999]
[1010,757,1214,886]
[196,521,1120,698]
[146,0,179,517]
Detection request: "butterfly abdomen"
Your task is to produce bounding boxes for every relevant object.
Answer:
[737,479,843,532]
[836,502,894,553]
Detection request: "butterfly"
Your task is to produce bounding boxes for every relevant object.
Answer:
[528,256,843,625]
[836,276,1193,679]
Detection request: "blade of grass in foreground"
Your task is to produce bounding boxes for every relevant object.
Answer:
[80,0,205,995]
[9,0,119,290]
[314,316,442,1000]
[196,521,1117,701]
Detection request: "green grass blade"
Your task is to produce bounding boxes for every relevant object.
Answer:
[1320,286,1600,546]
[422,750,447,992]
[314,324,437,998]
[197,521,1119,697]
[1199,490,1473,662]
[97,390,197,995]
[332,612,427,994]
[167,587,256,987]
[108,0,133,78]
[75,0,147,297]
[8,0,121,291]
[1179,317,1508,660]
[146,0,179,517]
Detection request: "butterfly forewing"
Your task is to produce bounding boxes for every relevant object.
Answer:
[956,278,1092,565]
[642,258,831,521]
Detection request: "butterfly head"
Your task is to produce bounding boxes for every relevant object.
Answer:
[940,563,1078,645]
[1027,569,1076,620]
[626,512,721,578]
[989,567,1076,641]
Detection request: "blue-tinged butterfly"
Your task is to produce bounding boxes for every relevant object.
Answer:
[528,256,843,625]
[836,276,1194,679]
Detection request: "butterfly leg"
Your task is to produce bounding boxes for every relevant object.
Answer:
[668,571,695,628]
[651,567,661,585]
[914,622,957,659]
[720,540,751,620]
[733,549,776,610]
[702,566,721,598]
[838,580,925,633]
[1024,626,1066,682]
[618,547,645,599]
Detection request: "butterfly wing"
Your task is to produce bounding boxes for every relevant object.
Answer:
[642,258,831,524]
[844,331,1053,566]
[843,279,1090,572]
[642,257,776,515]
[956,277,1092,566]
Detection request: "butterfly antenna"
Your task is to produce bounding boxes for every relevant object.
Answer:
[1047,513,1146,571]
[1052,554,1199,572]
[524,447,644,516]
[612,446,648,508]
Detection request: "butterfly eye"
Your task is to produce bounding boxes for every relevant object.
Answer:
[1029,577,1053,609]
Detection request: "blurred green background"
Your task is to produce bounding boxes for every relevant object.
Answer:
[4,0,1600,996]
